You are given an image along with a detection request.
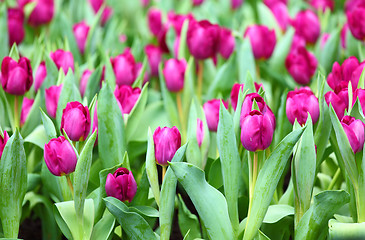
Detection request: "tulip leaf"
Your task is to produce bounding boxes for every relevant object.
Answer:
[0,130,27,238]
[104,197,157,240]
[178,19,190,60]
[178,195,202,240]
[269,28,295,73]
[21,92,41,137]
[328,219,365,239]
[350,99,365,124]
[169,162,235,240]
[262,204,294,224]
[274,89,291,147]
[44,54,59,87]
[160,143,188,240]
[217,102,241,233]
[318,29,340,74]
[238,39,256,83]
[257,3,281,35]
[90,210,115,240]
[83,65,103,104]
[104,53,116,89]
[8,43,19,61]
[24,125,48,149]
[132,57,147,89]
[145,127,160,207]
[97,83,126,169]
[295,190,350,240]
[243,127,305,240]
[186,98,202,168]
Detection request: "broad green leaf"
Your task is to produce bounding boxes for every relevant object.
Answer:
[8,43,19,61]
[90,210,115,240]
[238,39,256,83]
[263,205,294,224]
[257,2,281,35]
[318,29,340,74]
[269,28,294,72]
[129,206,159,218]
[350,99,365,124]
[40,161,65,203]
[328,219,365,239]
[178,195,201,240]
[83,66,102,103]
[132,57,147,89]
[243,72,256,95]
[234,88,247,143]
[178,19,190,60]
[274,89,291,147]
[24,125,48,149]
[43,54,59,88]
[146,127,160,207]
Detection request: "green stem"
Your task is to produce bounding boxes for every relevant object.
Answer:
[327,168,341,190]
[197,60,204,102]
[246,152,259,230]
[66,175,74,198]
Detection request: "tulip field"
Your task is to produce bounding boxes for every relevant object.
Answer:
[2,0,365,239]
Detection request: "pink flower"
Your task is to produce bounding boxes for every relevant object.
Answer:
[153,126,181,166]
[19,0,54,26]
[203,99,229,132]
[346,2,365,40]
[73,21,90,54]
[114,85,141,114]
[105,168,137,202]
[291,10,320,44]
[163,58,187,92]
[34,61,47,92]
[50,49,75,74]
[325,88,349,120]
[80,70,92,97]
[111,49,137,86]
[147,8,163,36]
[244,25,276,60]
[218,27,235,59]
[309,0,334,12]
[145,45,162,76]
[341,115,365,153]
[7,8,24,46]
[197,118,204,147]
[45,84,62,118]
[20,97,34,126]
[327,57,360,91]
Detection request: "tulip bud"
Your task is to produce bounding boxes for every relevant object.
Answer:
[309,0,334,12]
[285,47,318,85]
[1,56,33,95]
[230,83,244,110]
[153,126,181,166]
[346,3,365,41]
[0,131,9,160]
[269,3,290,31]
[168,12,194,35]
[187,20,220,60]
[218,27,235,59]
[80,69,92,98]
[240,110,274,152]
[34,61,47,92]
[111,48,137,86]
[203,99,229,132]
[193,0,204,6]
[263,0,287,8]
[50,49,75,74]
[114,85,141,114]
[140,0,149,7]
[44,136,78,176]
[7,8,25,47]
[341,23,348,49]
[145,44,162,76]
[290,34,306,51]
[20,97,34,126]
[292,10,320,44]
[341,115,365,153]
[88,0,112,25]
[244,25,276,60]
[105,167,137,202]
[45,84,62,118]
[286,87,320,125]
[19,0,54,26]
[147,8,163,36]
[73,21,90,54]
[197,118,204,147]
[325,88,348,120]
[327,57,360,91]
[163,58,187,92]
[231,0,243,9]
[60,101,91,141]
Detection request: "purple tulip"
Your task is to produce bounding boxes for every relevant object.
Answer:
[19,0,54,26]
[34,61,47,92]
[153,126,181,166]
[0,131,9,160]
[168,12,194,35]
[163,58,187,92]
[290,34,306,51]
[341,115,365,153]
[347,2,365,41]
[350,62,365,91]
[231,0,244,9]
[286,87,319,125]
[44,136,78,176]
[50,49,75,74]
[203,99,229,132]
[291,10,320,44]
[285,47,318,85]
[7,8,25,47]
[60,101,91,141]
[111,48,137,86]
[73,21,90,54]
[325,88,349,120]
[263,0,287,8]
[193,0,204,6]
[309,0,334,12]
[88,0,112,26]
[105,167,137,202]
[244,25,276,60]
[240,110,274,152]
[145,44,162,77]
[1,56,33,95]
[341,23,348,49]
[230,83,244,110]
[20,97,34,126]
[197,118,204,147]
[147,8,163,36]
[114,85,141,114]
[327,57,360,91]
[270,3,291,31]
[80,70,92,98]
[45,84,62,118]
[218,27,235,59]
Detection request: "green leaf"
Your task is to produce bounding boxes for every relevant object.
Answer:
[132,57,147,89]
[8,43,19,61]
[328,219,365,239]
[24,125,48,149]
[90,210,115,240]
[263,205,294,224]
[44,54,59,87]
[257,2,281,35]
[269,28,294,73]
[243,128,305,240]
[178,19,190,60]
[318,29,340,74]
[40,108,57,140]
[238,39,256,83]
[146,127,160,207]
[83,66,102,103]
[169,162,235,240]
[20,93,41,137]
[178,195,202,240]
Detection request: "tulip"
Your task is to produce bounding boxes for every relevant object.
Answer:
[168,12,194,35]
[240,110,274,152]
[80,69,92,97]
[7,8,25,47]
[19,0,54,26]
[263,0,287,8]
[285,47,318,85]
[341,23,348,49]
[136,62,149,86]
[197,118,204,147]
[187,20,220,60]
[345,0,363,13]
[255,82,264,91]
[45,85,62,118]
[351,63,365,91]
[73,21,90,54]
[163,59,187,92]
[193,0,204,6]
[60,101,91,141]
[327,57,360,91]
[219,27,235,59]
[145,44,162,76]
[230,83,244,110]
[231,0,243,9]
[20,97,34,126]
[44,136,78,176]
[50,49,75,74]
[34,61,47,92]
[114,85,141,114]
[147,8,163,36]
[269,3,291,31]
[153,126,181,166]
[346,2,365,41]
[1,56,33,95]
[354,88,365,115]
[203,99,229,132]
[105,167,137,202]
[286,87,320,125]
[0,131,9,160]
[140,0,149,7]
[291,10,320,44]
[325,88,348,120]
[111,48,137,86]
[88,0,112,25]
[341,116,365,153]
[290,34,306,51]
[244,25,276,60]
[309,0,334,12]
[157,26,170,53]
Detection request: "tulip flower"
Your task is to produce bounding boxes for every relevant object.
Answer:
[351,63,365,91]
[88,0,112,25]
[111,48,137,86]
[153,126,181,166]
[114,85,141,114]
[50,49,75,74]
[291,10,320,44]
[73,21,90,54]
[45,84,62,118]
[1,56,33,95]
[105,167,137,202]
[325,88,348,120]
[341,116,365,153]
[157,26,170,53]
[140,0,149,7]
[354,88,365,115]
[309,0,334,12]
[34,61,47,92]
[230,83,244,110]
[285,47,318,85]
[219,27,235,59]
[240,110,274,152]
[0,131,9,160]
[7,8,25,47]
[145,45,162,76]
[346,2,365,41]
[80,69,92,97]
[187,20,220,60]
[44,136,78,176]
[203,99,229,132]
[327,57,360,91]
[341,23,348,49]
[20,97,34,126]
[286,87,320,125]
[168,12,194,35]
[244,25,276,60]
[193,0,204,6]
[147,8,163,36]
[263,0,287,8]
[60,101,91,141]
[197,118,204,147]
[19,0,54,26]
[231,0,243,9]
[269,3,291,31]
[163,58,187,92]
[290,34,306,51]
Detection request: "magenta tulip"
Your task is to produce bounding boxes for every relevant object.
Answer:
[19,0,54,26]
[193,0,204,6]
[327,57,360,91]
[44,136,77,176]
[354,88,365,115]
[291,10,320,44]
[1,56,33,95]
[168,12,194,35]
[20,97,34,126]
[153,126,181,166]
[163,58,187,92]
[350,63,365,91]
[320,33,330,49]
[263,0,287,8]
[230,83,244,110]
[290,34,306,51]
[197,118,204,147]
[341,23,348,49]
[50,49,75,74]
[105,167,137,202]
[7,8,25,47]
[0,131,9,160]
[111,48,137,86]
[244,25,276,60]
[60,101,91,141]
[45,84,62,118]
[203,99,229,132]
[145,45,162,76]
[346,2,365,41]
[73,21,90,54]
[270,3,291,31]
[219,27,235,59]
[309,0,334,12]
[34,61,47,92]
[231,0,243,9]
[88,0,112,25]
[341,116,365,153]
[80,70,92,97]
[147,8,163,36]
[325,88,348,120]
[114,85,141,114]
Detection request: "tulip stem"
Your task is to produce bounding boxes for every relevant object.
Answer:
[246,152,259,230]
[66,175,74,198]
[14,96,19,129]
[197,60,204,102]
[162,166,167,182]
[176,92,186,140]
[327,168,341,190]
